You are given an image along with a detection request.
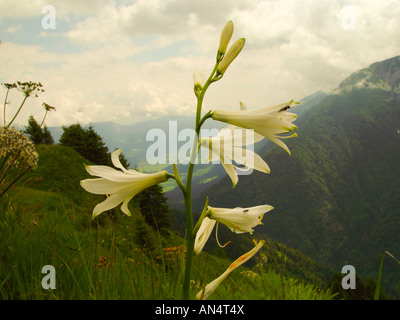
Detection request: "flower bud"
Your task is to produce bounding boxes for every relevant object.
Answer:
[216,38,245,77]
[217,21,234,57]
[193,70,206,96]
[193,70,205,87]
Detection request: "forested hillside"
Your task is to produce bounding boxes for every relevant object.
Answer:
[191,56,400,297]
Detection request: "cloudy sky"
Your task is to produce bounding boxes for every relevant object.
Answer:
[1,0,399,127]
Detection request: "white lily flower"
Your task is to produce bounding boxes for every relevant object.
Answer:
[194,217,216,255]
[208,204,273,234]
[195,240,265,300]
[80,149,168,219]
[200,125,270,187]
[200,101,269,187]
[212,100,299,154]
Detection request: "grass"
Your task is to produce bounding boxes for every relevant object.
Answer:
[0,185,335,300]
[0,144,336,300]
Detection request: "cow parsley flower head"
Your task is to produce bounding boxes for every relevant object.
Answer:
[0,126,39,169]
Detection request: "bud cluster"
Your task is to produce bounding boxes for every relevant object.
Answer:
[215,21,245,77]
[15,81,45,98]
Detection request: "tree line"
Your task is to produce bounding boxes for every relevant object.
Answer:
[24,117,171,233]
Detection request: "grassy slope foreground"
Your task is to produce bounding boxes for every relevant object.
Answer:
[0,144,335,300]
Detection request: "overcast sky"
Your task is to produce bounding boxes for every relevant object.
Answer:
[1,0,399,127]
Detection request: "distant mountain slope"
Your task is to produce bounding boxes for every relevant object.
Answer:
[191,55,400,297]
[49,115,225,168]
[48,91,327,198]
[166,90,328,204]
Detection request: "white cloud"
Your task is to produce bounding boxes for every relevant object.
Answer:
[1,0,400,128]
[0,0,106,20]
[5,25,22,34]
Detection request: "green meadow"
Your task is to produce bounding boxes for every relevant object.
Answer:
[0,144,337,300]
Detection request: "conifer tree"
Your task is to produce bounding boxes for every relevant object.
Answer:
[42,126,54,145]
[138,184,171,234]
[85,125,111,166]
[24,115,44,144]
[59,123,87,159]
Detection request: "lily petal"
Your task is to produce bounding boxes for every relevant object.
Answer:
[196,240,265,300]
[92,189,132,219]
[80,178,133,194]
[194,217,217,255]
[81,149,169,219]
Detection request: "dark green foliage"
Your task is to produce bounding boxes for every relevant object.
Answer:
[84,125,112,166]
[137,184,171,235]
[59,125,171,236]
[42,126,54,145]
[24,115,54,145]
[328,273,390,300]
[59,123,111,166]
[24,115,43,144]
[114,147,130,168]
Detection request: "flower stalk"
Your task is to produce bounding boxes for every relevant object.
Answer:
[182,59,220,299]
[79,20,298,300]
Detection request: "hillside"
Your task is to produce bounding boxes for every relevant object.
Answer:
[1,142,341,299]
[166,90,328,204]
[190,55,400,297]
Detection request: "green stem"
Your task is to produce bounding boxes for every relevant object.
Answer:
[374,251,400,300]
[0,150,21,185]
[0,165,32,199]
[196,111,213,133]
[182,187,195,299]
[3,88,10,126]
[182,61,220,300]
[39,110,48,128]
[172,164,186,194]
[0,154,9,173]
[6,95,28,128]
[374,251,385,300]
[193,197,210,236]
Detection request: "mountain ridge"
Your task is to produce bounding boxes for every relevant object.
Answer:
[334,55,400,94]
